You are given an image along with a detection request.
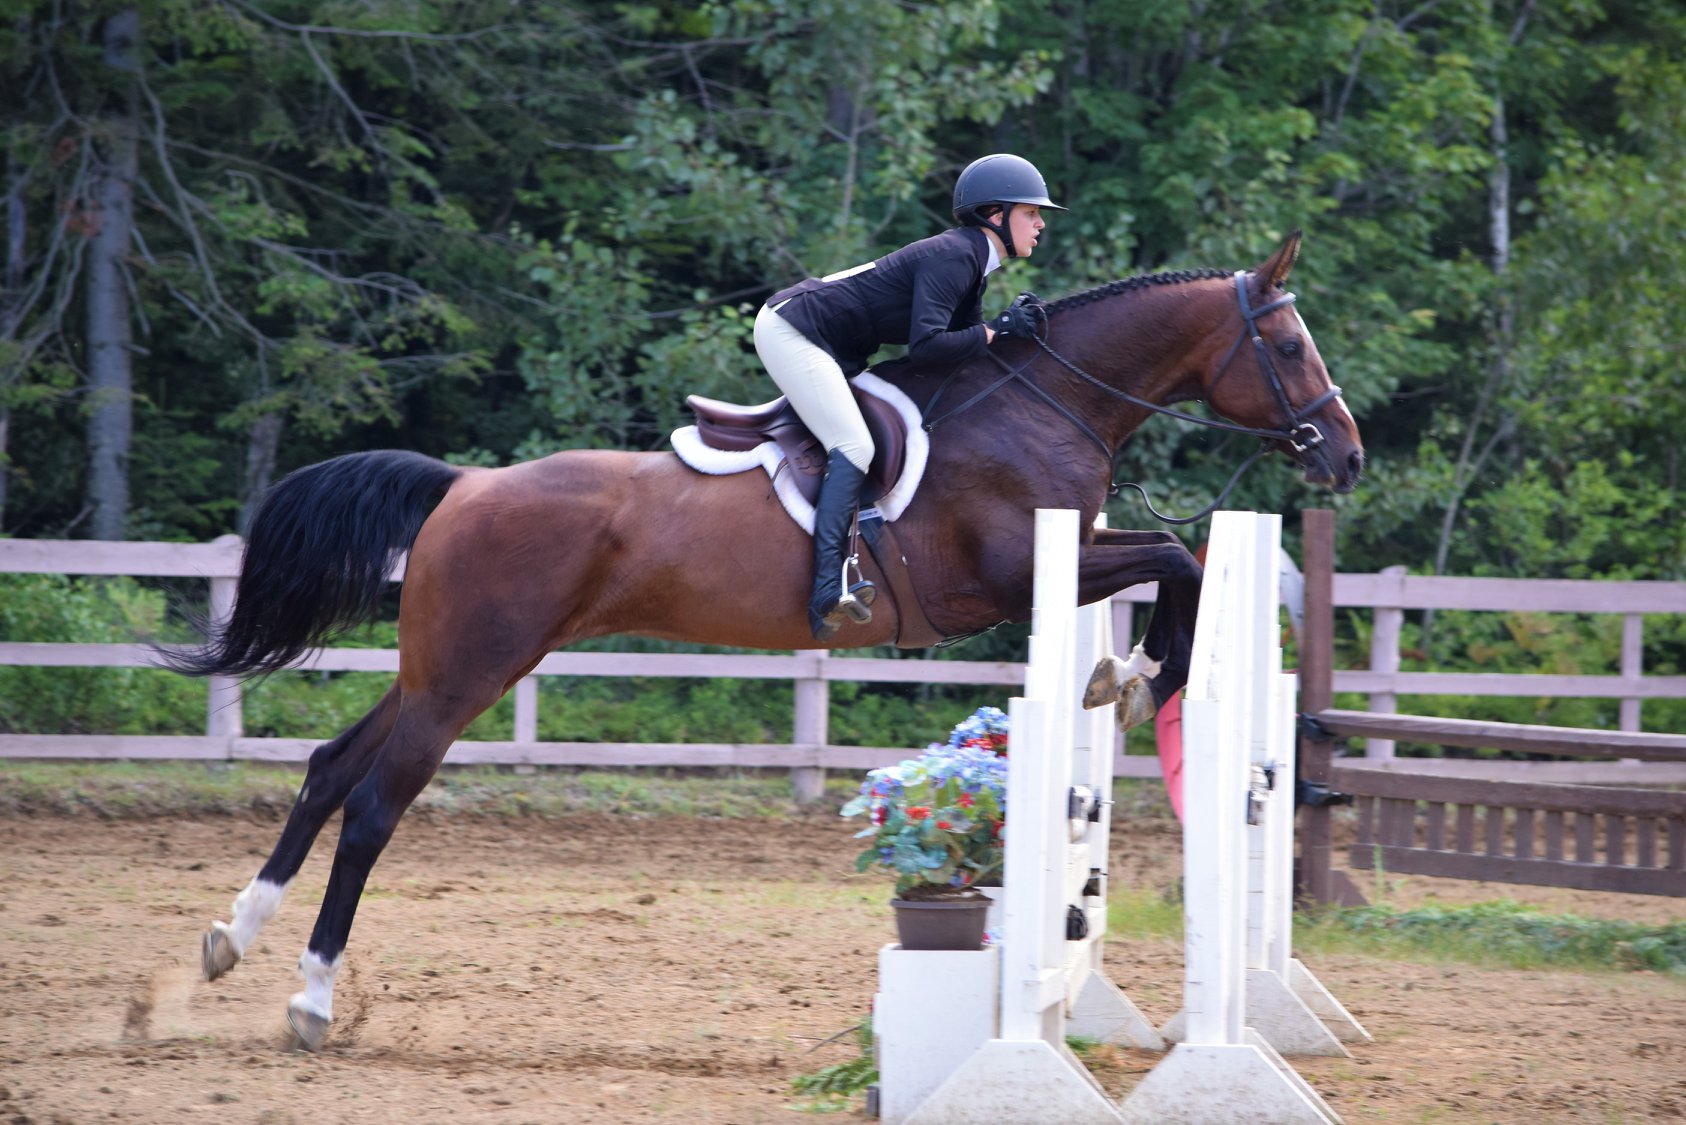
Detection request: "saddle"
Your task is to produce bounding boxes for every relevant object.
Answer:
[685,384,910,508]
[679,380,942,648]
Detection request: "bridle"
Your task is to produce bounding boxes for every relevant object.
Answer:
[921,270,1346,525]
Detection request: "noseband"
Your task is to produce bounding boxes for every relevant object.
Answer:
[921,270,1347,524]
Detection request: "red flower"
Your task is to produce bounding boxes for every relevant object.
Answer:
[907,806,931,820]
[957,793,976,808]
[936,820,952,830]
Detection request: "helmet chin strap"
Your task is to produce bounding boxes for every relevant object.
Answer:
[995,203,1018,258]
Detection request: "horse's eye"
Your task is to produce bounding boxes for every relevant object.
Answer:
[1278,340,1301,359]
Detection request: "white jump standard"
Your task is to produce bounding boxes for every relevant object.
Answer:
[873,508,1159,1125]
[871,509,1368,1124]
[1121,510,1364,1125]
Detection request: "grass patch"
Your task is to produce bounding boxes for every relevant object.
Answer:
[0,763,1175,824]
[0,760,864,820]
[1298,899,1686,977]
[1107,885,1185,942]
[1109,883,1686,979]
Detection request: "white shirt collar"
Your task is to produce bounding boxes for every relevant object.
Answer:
[983,238,1002,276]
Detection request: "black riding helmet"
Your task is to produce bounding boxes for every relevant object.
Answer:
[951,154,1067,257]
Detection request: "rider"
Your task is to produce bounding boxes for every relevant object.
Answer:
[754,153,1066,641]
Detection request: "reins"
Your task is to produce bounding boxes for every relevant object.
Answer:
[922,270,1345,525]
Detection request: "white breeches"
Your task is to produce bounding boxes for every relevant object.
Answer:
[754,303,874,474]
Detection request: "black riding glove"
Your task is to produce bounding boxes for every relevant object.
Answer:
[987,291,1046,339]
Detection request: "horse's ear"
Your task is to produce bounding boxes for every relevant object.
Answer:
[1255,230,1302,289]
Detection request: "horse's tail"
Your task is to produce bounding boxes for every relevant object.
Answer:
[159,450,463,679]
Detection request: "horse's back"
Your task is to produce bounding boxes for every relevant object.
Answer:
[405,447,863,651]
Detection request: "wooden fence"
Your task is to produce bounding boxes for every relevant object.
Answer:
[6,526,1686,812]
[0,535,1162,800]
[1297,511,1686,903]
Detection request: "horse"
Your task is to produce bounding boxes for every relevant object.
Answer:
[167,231,1363,1049]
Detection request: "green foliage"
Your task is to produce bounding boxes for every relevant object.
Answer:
[0,574,201,734]
[789,1021,876,1113]
[1306,900,1686,977]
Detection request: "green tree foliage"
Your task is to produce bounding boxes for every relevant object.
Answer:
[3,1,1683,721]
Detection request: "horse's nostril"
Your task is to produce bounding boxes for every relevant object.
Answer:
[1348,450,1366,478]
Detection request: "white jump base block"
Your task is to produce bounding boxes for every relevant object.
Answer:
[1121,1032,1341,1125]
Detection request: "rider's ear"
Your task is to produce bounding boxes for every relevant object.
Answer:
[1255,231,1302,290]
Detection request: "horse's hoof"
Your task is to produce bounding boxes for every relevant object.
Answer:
[202,922,240,981]
[1083,655,1127,710]
[1117,677,1158,732]
[287,998,331,1051]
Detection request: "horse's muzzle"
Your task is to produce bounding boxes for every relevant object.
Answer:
[1296,442,1365,493]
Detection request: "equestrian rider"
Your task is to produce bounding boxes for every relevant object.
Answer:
[754,153,1065,641]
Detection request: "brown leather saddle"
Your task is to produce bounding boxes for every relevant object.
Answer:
[685,383,910,507]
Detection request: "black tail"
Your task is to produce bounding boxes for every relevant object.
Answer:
[159,450,462,678]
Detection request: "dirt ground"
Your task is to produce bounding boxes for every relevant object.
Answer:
[2,805,1683,1124]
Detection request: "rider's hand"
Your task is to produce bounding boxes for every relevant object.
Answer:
[986,291,1046,339]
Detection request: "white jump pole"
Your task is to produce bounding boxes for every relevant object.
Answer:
[1121,512,1346,1124]
[885,509,1143,1125]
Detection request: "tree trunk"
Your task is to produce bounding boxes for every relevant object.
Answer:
[84,8,141,541]
[238,411,285,536]
[1,146,24,533]
[1424,85,1515,654]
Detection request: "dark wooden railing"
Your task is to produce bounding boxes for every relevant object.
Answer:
[1299,513,1686,902]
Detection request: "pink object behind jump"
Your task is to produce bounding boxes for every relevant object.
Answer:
[1154,690,1186,821]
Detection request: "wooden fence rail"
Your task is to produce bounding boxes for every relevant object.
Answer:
[7,532,1686,802]
[0,536,1166,799]
[1298,511,1686,903]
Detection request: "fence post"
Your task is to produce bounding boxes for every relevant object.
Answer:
[1367,565,1406,760]
[791,651,828,804]
[205,544,243,748]
[1620,614,1643,734]
[1295,510,1366,908]
[514,677,539,744]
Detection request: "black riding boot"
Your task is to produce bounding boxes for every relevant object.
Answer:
[808,450,878,641]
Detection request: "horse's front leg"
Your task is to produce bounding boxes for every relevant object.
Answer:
[1075,529,1202,730]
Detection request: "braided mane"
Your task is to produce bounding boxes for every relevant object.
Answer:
[1046,268,1234,315]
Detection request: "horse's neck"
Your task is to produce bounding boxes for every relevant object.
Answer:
[1047,280,1229,444]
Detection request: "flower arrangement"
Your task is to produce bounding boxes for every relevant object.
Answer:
[841,706,1009,899]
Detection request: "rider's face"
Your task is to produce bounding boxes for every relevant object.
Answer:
[996,205,1046,257]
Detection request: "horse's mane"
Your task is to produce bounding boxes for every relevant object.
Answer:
[869,266,1242,384]
[1044,268,1235,315]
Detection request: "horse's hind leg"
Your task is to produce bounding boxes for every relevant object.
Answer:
[283,693,488,1049]
[202,684,401,981]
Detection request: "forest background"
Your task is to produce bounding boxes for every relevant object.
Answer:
[2,0,1683,747]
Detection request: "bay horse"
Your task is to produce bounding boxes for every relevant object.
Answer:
[168,232,1362,1049]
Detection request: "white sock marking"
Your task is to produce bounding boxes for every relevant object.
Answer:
[292,950,344,1021]
[223,877,289,956]
[1118,642,1163,682]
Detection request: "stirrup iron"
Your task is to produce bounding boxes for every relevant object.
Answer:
[838,513,876,623]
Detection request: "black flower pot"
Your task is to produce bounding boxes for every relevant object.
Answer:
[889,894,990,951]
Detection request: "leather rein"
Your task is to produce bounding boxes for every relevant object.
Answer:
[921,271,1345,525]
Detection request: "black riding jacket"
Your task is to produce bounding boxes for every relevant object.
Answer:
[768,226,992,377]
